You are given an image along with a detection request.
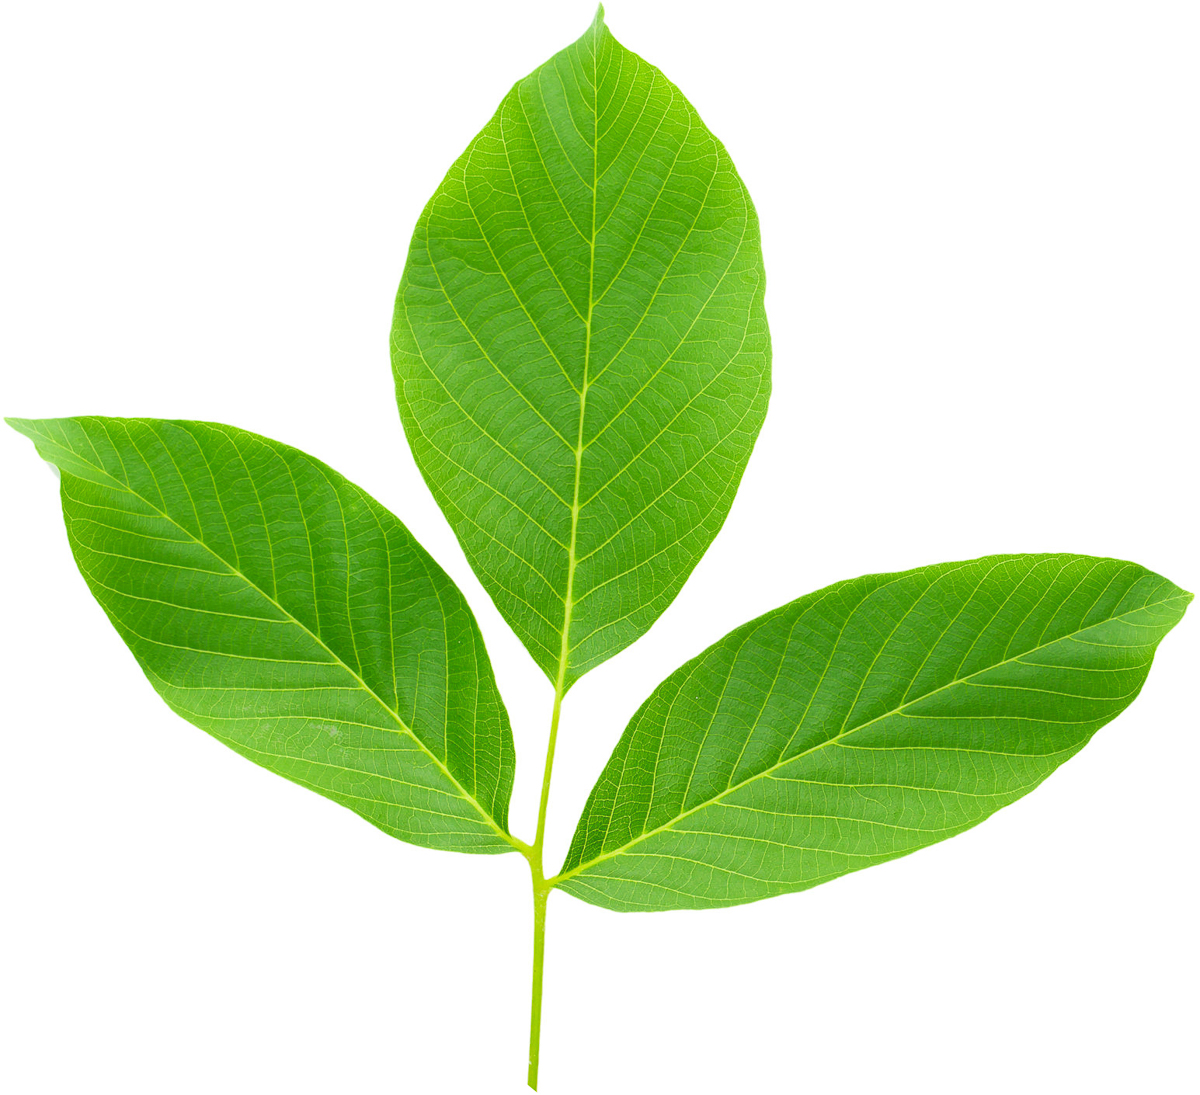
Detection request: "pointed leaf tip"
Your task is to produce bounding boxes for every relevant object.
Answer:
[6,417,43,447]
[590,4,605,33]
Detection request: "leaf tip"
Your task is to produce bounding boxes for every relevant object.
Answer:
[5,416,37,442]
[1160,576,1193,616]
[6,418,62,481]
[592,3,606,31]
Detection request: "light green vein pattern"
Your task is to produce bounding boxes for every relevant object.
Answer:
[558,554,1190,909]
[9,416,516,854]
[390,7,771,689]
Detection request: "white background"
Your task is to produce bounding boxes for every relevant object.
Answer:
[2,2,1196,1092]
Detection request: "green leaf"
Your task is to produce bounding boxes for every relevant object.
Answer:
[390,6,771,690]
[557,554,1190,910]
[9,416,518,854]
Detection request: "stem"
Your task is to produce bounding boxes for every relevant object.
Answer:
[527,879,550,1089]
[525,685,564,1090]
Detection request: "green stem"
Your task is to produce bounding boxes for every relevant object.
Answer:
[527,879,550,1089]
[526,686,565,1090]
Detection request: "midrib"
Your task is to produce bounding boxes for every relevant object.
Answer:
[553,38,601,696]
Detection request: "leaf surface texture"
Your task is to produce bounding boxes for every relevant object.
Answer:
[390,8,771,687]
[559,554,1190,909]
[10,416,516,853]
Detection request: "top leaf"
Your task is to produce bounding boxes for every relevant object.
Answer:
[391,7,771,690]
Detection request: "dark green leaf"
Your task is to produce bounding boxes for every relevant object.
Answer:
[9,416,517,854]
[558,554,1191,909]
[391,7,770,689]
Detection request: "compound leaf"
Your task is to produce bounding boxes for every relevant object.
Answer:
[9,416,517,854]
[390,6,770,689]
[558,554,1190,909]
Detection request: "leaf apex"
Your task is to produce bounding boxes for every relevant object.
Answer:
[5,416,40,442]
[592,4,606,31]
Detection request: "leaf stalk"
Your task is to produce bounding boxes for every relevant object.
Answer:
[523,681,566,1089]
[526,874,551,1090]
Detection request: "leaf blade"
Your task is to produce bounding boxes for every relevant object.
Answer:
[391,9,770,687]
[557,554,1191,909]
[9,416,518,854]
